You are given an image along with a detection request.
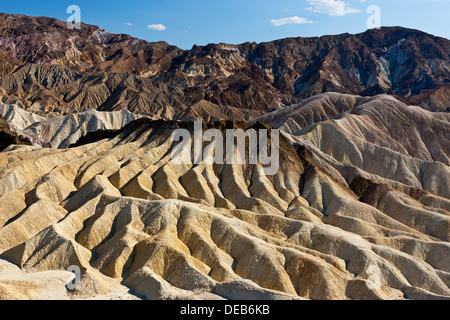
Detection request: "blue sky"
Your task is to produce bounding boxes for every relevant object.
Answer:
[1,0,449,49]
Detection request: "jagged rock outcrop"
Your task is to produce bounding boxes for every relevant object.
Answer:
[22,108,146,148]
[0,103,45,130]
[0,103,147,148]
[0,114,31,151]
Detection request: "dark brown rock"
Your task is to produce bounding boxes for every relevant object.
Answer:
[0,13,448,115]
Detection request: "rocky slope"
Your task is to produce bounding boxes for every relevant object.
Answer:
[0,103,46,130]
[0,12,449,301]
[0,106,448,300]
[0,13,449,116]
[0,114,31,151]
[254,93,450,166]
[0,103,147,148]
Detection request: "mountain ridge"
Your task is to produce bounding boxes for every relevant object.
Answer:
[0,12,449,301]
[0,13,449,116]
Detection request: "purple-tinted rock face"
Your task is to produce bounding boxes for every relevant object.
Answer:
[0,13,448,115]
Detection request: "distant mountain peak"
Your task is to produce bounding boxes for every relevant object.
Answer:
[0,12,448,115]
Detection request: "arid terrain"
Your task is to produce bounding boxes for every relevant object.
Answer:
[0,13,449,300]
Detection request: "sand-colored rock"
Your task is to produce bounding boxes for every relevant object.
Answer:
[0,116,448,300]
[0,104,146,148]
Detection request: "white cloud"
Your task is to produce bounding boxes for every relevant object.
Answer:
[125,22,133,26]
[147,24,166,31]
[271,16,314,27]
[306,0,361,16]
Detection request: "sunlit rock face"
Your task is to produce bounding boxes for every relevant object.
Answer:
[0,102,449,300]
[0,13,449,301]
